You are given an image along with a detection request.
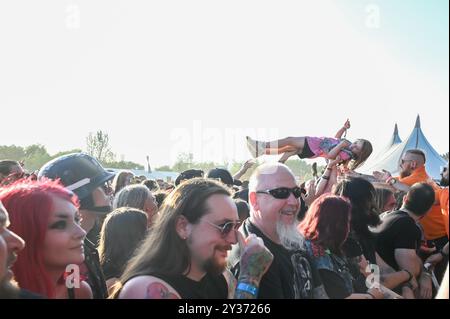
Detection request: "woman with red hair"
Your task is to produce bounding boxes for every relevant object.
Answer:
[0,179,92,298]
[299,194,383,299]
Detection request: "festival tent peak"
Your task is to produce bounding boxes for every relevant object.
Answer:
[357,115,447,181]
[370,123,403,163]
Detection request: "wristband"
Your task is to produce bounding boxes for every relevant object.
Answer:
[236,282,258,297]
[402,269,413,282]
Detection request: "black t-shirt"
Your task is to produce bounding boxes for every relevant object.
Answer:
[319,270,351,299]
[371,210,422,270]
[228,219,322,299]
[154,273,228,299]
[343,230,377,265]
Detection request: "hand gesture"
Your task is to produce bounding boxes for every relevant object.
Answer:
[238,232,273,284]
[243,159,256,171]
[343,119,351,130]
[373,170,392,182]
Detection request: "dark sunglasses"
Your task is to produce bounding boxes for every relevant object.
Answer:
[256,187,303,199]
[205,220,242,237]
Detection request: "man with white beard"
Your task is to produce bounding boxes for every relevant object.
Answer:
[228,163,327,298]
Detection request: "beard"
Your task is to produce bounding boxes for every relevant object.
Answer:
[0,278,20,299]
[202,244,232,275]
[276,218,304,251]
[440,176,449,187]
[400,168,412,178]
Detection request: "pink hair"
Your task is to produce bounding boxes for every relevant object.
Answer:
[0,178,79,298]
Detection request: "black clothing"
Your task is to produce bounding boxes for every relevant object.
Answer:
[83,238,108,299]
[228,219,322,299]
[154,273,228,299]
[372,210,422,270]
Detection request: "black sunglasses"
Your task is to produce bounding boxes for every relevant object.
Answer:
[256,187,303,199]
[205,220,242,237]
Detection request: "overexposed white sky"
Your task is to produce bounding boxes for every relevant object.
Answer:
[0,0,448,168]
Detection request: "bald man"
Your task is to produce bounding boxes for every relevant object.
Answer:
[228,163,326,299]
[374,149,448,288]
[374,149,447,243]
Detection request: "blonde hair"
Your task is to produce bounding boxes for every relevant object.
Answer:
[113,184,151,211]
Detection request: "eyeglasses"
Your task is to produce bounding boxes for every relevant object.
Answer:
[256,187,303,199]
[204,220,242,237]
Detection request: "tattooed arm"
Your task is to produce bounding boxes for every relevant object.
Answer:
[234,232,273,299]
[118,276,181,299]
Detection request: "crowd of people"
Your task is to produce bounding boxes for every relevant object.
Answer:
[0,120,448,299]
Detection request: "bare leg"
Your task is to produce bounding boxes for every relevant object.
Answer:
[246,136,306,158]
[265,145,298,155]
[278,151,298,163]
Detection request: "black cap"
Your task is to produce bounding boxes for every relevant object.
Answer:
[207,168,241,186]
[175,169,204,186]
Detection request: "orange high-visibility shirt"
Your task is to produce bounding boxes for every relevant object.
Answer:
[397,166,446,240]
[438,187,449,238]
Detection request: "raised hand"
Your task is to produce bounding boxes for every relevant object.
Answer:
[373,169,392,182]
[243,159,256,170]
[328,155,342,167]
[343,119,351,130]
[237,232,273,285]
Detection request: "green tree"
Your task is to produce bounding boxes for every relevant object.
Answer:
[172,153,194,172]
[86,131,115,163]
[0,145,25,161]
[22,144,51,171]
[155,165,173,172]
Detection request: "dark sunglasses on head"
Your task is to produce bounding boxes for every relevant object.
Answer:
[205,220,242,237]
[256,187,303,199]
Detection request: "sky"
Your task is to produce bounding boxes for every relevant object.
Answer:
[0,0,448,168]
